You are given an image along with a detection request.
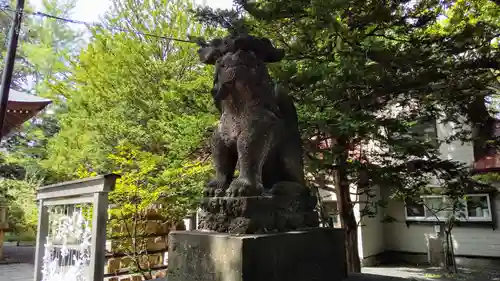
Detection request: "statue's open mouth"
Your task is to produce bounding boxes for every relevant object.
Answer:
[214,64,257,102]
[213,82,233,102]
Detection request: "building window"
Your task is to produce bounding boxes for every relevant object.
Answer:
[410,118,438,147]
[322,201,341,228]
[405,194,493,222]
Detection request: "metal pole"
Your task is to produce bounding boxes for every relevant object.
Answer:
[33,201,49,281]
[0,0,25,140]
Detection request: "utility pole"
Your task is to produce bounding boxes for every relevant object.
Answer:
[0,0,25,140]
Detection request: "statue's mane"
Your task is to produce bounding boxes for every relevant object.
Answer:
[197,35,285,65]
[196,35,286,113]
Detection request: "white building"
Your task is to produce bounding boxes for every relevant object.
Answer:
[319,116,500,267]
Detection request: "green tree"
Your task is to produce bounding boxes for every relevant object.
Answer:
[0,176,40,241]
[43,0,220,275]
[0,0,83,91]
[0,0,84,240]
[0,0,33,90]
[3,0,84,182]
[44,0,217,180]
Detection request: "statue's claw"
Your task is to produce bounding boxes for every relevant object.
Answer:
[204,180,228,197]
[225,178,263,197]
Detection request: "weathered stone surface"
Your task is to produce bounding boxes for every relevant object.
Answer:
[198,180,319,234]
[197,34,312,205]
[198,196,274,233]
[168,228,347,281]
[106,258,121,273]
[198,194,318,234]
[131,276,142,281]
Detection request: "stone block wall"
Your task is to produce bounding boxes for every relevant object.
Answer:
[106,269,167,281]
[0,222,9,261]
[104,206,185,280]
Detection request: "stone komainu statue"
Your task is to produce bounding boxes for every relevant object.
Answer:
[196,35,318,233]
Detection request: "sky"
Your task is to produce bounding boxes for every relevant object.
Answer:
[30,0,234,23]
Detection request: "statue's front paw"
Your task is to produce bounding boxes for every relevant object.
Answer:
[204,180,228,197]
[226,178,263,197]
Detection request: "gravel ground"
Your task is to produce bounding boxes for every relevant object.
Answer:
[0,263,33,281]
[360,265,500,281]
[125,265,500,281]
[3,245,500,281]
[2,245,35,264]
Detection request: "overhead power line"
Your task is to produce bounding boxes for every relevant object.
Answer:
[1,5,198,44]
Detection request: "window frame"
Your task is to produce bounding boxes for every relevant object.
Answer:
[405,193,493,222]
[410,118,438,147]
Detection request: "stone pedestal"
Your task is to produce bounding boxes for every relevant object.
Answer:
[198,196,318,234]
[168,228,347,281]
[198,182,319,234]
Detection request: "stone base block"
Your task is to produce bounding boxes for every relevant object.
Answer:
[198,195,318,234]
[168,228,347,281]
[198,181,319,234]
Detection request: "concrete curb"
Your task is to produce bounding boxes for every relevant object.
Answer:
[0,258,21,264]
[3,241,35,246]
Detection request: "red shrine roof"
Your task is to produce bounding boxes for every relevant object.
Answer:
[2,89,52,137]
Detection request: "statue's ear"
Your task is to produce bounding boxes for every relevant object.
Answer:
[198,47,222,65]
[259,38,285,62]
[233,36,252,52]
[264,48,285,63]
[236,36,285,63]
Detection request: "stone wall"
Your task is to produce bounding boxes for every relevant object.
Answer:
[104,206,185,280]
[0,204,9,261]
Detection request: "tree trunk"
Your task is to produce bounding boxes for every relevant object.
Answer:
[333,138,361,273]
[467,96,496,161]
